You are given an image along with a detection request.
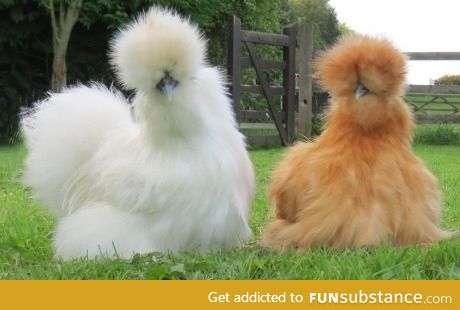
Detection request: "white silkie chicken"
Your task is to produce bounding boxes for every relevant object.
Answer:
[21,7,255,260]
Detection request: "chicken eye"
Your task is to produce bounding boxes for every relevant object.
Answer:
[355,83,370,99]
[156,71,179,95]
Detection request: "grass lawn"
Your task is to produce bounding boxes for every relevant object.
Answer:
[0,138,459,279]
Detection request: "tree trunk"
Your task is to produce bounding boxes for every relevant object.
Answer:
[46,0,83,92]
[51,52,67,92]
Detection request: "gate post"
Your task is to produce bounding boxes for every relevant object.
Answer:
[297,23,313,138]
[227,16,242,123]
[283,23,298,144]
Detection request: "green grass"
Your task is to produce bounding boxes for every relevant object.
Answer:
[414,124,460,145]
[0,143,459,280]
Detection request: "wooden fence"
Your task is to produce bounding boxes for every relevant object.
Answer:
[228,24,460,146]
[404,52,460,123]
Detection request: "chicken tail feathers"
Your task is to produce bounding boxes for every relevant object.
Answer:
[21,84,133,216]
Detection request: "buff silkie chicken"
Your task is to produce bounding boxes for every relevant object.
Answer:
[262,35,452,251]
[21,7,255,260]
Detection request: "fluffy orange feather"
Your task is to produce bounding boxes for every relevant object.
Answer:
[262,35,452,251]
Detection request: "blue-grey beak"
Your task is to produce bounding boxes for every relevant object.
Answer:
[156,72,179,96]
[355,83,370,99]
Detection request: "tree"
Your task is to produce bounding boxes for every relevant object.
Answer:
[42,0,283,90]
[338,22,356,36]
[43,0,83,92]
[434,75,460,86]
[0,0,285,143]
[286,0,340,50]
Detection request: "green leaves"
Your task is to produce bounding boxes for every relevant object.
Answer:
[9,6,25,22]
[287,0,341,49]
[147,263,185,280]
[435,75,460,86]
[0,0,343,143]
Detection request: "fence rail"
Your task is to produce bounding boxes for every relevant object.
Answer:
[241,31,294,46]
[408,85,460,94]
[406,52,460,60]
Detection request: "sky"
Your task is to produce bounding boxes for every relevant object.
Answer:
[328,0,460,84]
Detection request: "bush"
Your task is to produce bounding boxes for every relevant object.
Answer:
[0,87,23,144]
[434,75,460,86]
[413,124,460,145]
[0,1,51,144]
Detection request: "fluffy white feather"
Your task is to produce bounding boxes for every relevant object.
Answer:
[22,7,255,260]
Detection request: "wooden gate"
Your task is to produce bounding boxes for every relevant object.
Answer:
[227,16,310,146]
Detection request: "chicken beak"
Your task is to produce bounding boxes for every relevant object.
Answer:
[156,72,179,101]
[355,83,370,99]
